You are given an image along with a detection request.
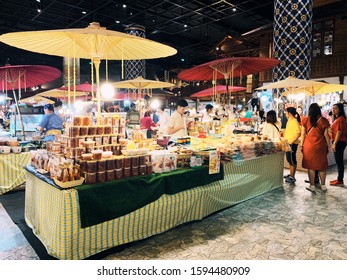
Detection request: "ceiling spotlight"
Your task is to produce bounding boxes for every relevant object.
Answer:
[37,8,41,13]
[115,20,120,24]
[216,47,219,50]
[82,11,87,14]
[123,4,127,8]
[130,12,133,15]
[232,7,237,12]
[36,0,40,2]
[184,24,188,28]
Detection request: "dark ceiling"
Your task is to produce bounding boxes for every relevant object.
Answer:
[0,0,346,82]
[0,0,275,80]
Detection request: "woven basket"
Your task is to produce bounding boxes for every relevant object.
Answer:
[53,177,85,189]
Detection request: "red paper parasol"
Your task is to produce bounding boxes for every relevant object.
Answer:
[190,85,246,98]
[0,64,61,139]
[0,64,61,91]
[60,82,97,93]
[178,57,279,81]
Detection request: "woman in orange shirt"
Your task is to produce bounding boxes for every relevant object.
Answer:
[301,103,331,193]
[330,103,347,186]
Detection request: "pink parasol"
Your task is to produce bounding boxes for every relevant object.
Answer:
[0,64,61,139]
[178,57,279,81]
[60,82,97,93]
[190,85,246,98]
[59,82,97,101]
[178,57,278,104]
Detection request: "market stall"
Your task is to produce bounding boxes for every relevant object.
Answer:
[0,151,30,195]
[24,152,283,260]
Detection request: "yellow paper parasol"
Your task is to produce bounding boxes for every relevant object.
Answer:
[0,22,177,117]
[282,83,347,96]
[256,76,327,91]
[19,95,55,105]
[38,89,86,98]
[112,76,175,99]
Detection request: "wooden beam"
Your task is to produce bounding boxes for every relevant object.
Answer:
[313,0,342,8]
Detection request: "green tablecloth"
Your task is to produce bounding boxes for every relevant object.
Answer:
[25,165,224,228]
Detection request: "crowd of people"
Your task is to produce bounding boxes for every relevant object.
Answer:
[261,102,346,192]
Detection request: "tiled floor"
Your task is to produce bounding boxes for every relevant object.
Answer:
[0,163,346,260]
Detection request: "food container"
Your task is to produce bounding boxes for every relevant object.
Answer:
[79,160,87,173]
[68,126,79,137]
[79,126,88,136]
[97,159,106,172]
[81,153,93,160]
[103,117,112,126]
[85,172,96,184]
[96,126,105,135]
[73,116,82,126]
[114,157,123,169]
[82,116,92,126]
[104,126,112,135]
[97,171,106,183]
[102,151,113,158]
[111,136,118,145]
[146,163,153,175]
[75,147,85,159]
[139,155,146,165]
[86,160,97,173]
[112,117,120,126]
[106,170,114,181]
[106,158,115,170]
[102,136,110,145]
[88,126,97,135]
[123,156,131,168]
[91,149,103,160]
[11,146,22,154]
[123,167,131,178]
[114,168,123,179]
[131,166,139,176]
[131,156,139,167]
[94,137,102,146]
[139,164,146,176]
[68,138,77,148]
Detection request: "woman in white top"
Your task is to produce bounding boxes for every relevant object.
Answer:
[157,105,169,134]
[261,110,281,140]
[201,104,214,122]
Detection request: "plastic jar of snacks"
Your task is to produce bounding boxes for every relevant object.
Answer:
[97,171,106,183]
[114,168,123,179]
[106,170,114,181]
[85,173,96,184]
[97,159,106,172]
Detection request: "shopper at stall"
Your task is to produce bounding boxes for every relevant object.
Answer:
[141,111,156,138]
[202,104,214,122]
[278,103,288,129]
[283,107,301,184]
[329,103,347,186]
[157,104,169,135]
[167,99,189,138]
[301,103,331,193]
[37,104,63,142]
[261,110,281,140]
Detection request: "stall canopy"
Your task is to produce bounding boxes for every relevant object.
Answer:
[190,85,246,98]
[0,22,177,118]
[0,64,61,139]
[112,76,175,99]
[19,95,54,105]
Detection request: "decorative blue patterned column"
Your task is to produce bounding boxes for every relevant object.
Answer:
[124,25,146,79]
[273,0,313,81]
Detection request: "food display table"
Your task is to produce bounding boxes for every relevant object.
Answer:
[0,152,31,195]
[25,152,284,260]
